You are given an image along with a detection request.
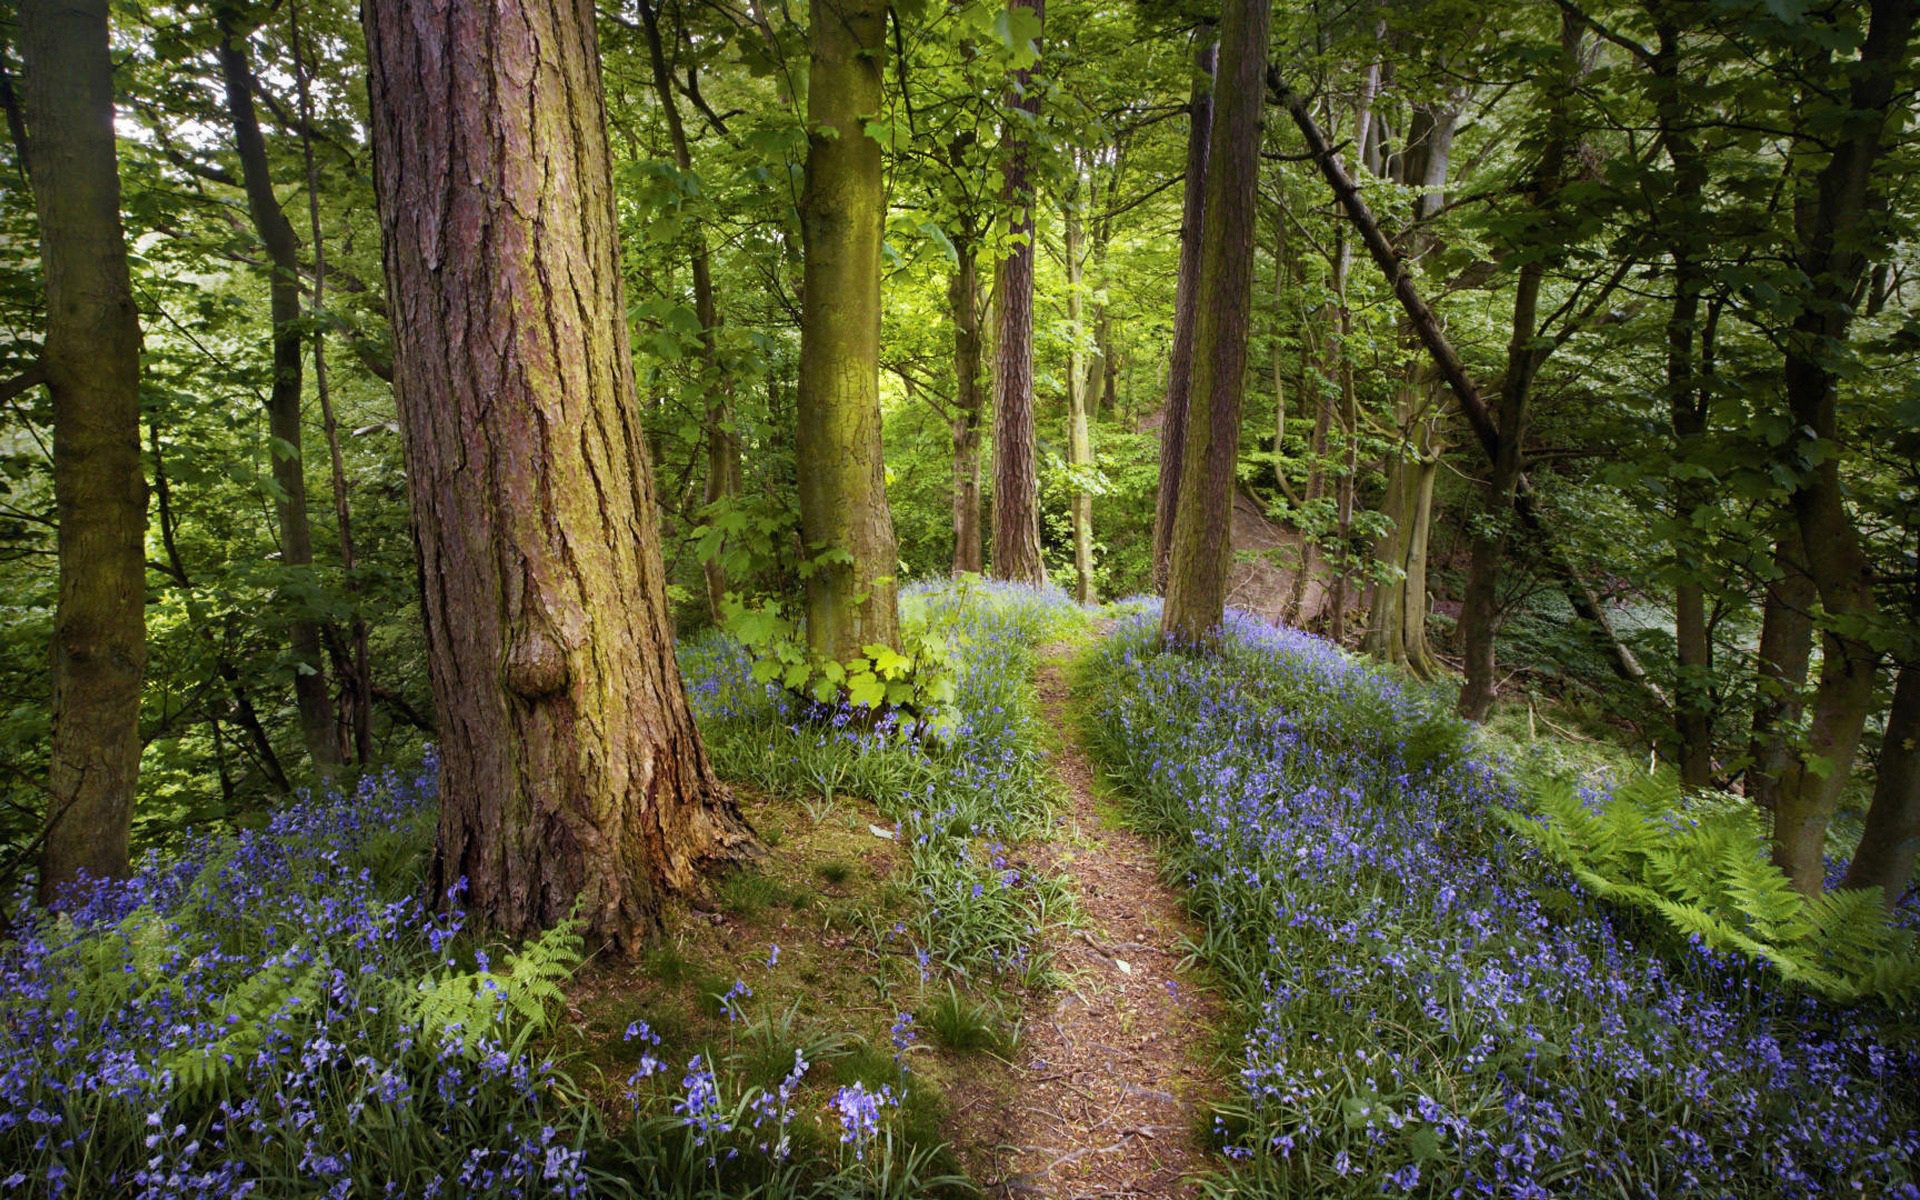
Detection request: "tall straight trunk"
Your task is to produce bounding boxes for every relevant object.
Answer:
[215,9,340,772]
[990,0,1046,585]
[291,5,372,766]
[1152,29,1217,593]
[1653,20,1715,789]
[1456,16,1580,722]
[1839,663,1919,907]
[1456,256,1544,721]
[637,0,738,622]
[1160,0,1270,644]
[363,0,753,949]
[950,236,984,574]
[1770,0,1916,894]
[793,0,902,655]
[1327,228,1357,643]
[1747,523,1816,810]
[1364,101,1454,675]
[1063,175,1095,604]
[21,0,148,904]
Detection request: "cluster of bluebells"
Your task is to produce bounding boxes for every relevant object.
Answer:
[828,1082,895,1161]
[1085,606,1920,1198]
[0,758,591,1199]
[680,579,1083,980]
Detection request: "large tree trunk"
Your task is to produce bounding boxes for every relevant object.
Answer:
[1747,524,1816,811]
[291,5,373,767]
[1839,663,1919,907]
[215,10,340,773]
[363,0,754,950]
[990,0,1046,585]
[792,0,902,657]
[1160,0,1270,644]
[950,237,984,575]
[1064,173,1095,604]
[21,0,148,904]
[1770,0,1915,895]
[637,0,738,624]
[1152,29,1216,594]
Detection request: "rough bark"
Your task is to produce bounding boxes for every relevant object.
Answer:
[1161,0,1270,644]
[215,9,340,772]
[21,0,148,904]
[1747,524,1816,811]
[950,237,984,574]
[990,0,1046,585]
[1152,29,1216,593]
[1064,175,1095,604]
[291,5,372,766]
[363,0,754,950]
[1839,663,1919,907]
[794,0,902,656]
[638,0,738,623]
[1770,0,1916,895]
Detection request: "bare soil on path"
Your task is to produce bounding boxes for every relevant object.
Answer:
[950,645,1224,1199]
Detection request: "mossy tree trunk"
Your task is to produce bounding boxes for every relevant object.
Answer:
[1160,0,1270,645]
[21,0,148,904]
[1839,663,1919,907]
[1769,0,1914,895]
[363,0,754,951]
[216,8,342,774]
[1152,29,1215,595]
[990,0,1046,586]
[794,0,901,658]
[950,234,984,575]
[1746,524,1815,811]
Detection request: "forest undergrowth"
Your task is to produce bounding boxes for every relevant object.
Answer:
[0,581,1089,1198]
[1081,604,1919,1198]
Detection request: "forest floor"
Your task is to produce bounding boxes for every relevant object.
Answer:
[948,642,1225,1198]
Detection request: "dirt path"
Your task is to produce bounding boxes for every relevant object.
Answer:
[952,646,1224,1199]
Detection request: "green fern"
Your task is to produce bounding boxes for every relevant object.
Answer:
[400,916,585,1054]
[1506,776,1917,1004]
[163,956,324,1097]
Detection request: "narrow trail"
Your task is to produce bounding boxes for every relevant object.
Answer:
[953,644,1224,1199]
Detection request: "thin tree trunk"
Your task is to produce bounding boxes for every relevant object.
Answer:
[1770,0,1915,895]
[990,0,1046,585]
[291,5,372,767]
[1839,663,1919,907]
[150,418,292,793]
[215,8,340,773]
[950,236,984,575]
[792,0,902,656]
[1161,0,1270,644]
[1064,172,1095,604]
[637,0,738,623]
[363,0,754,949]
[1327,228,1357,643]
[1153,28,1217,593]
[21,0,148,904]
[1747,524,1816,811]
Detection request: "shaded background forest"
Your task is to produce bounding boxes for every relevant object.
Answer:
[0,0,1914,903]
